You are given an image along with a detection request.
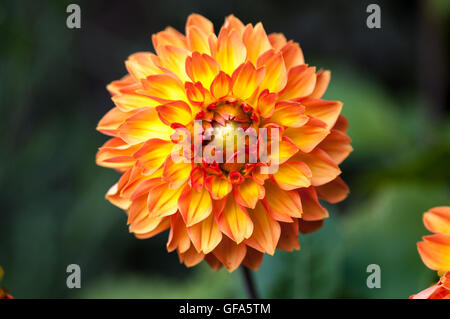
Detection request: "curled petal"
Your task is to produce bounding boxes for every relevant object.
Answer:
[257,89,277,118]
[234,178,265,209]
[152,27,187,50]
[134,139,173,175]
[273,161,312,191]
[268,33,287,51]
[257,50,287,93]
[302,98,343,129]
[263,182,303,222]
[318,129,353,164]
[140,73,187,103]
[97,107,133,137]
[280,41,304,70]
[167,213,191,253]
[112,93,159,112]
[186,25,211,54]
[315,177,350,204]
[186,14,214,35]
[423,207,450,235]
[283,117,330,153]
[96,137,139,171]
[269,101,308,128]
[308,70,330,99]
[298,187,329,221]
[178,245,205,267]
[242,247,264,270]
[186,52,220,89]
[125,52,162,81]
[156,100,192,126]
[293,148,341,186]
[279,65,316,101]
[418,234,450,272]
[298,219,324,234]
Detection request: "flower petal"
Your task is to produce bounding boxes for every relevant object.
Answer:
[418,234,450,272]
[308,70,330,99]
[178,185,213,226]
[215,28,246,76]
[216,196,253,244]
[269,101,308,128]
[186,52,220,89]
[280,41,304,70]
[273,161,312,190]
[140,73,187,103]
[424,207,450,235]
[125,52,162,81]
[242,247,264,270]
[147,183,184,218]
[163,156,192,189]
[156,100,192,126]
[293,148,341,186]
[96,137,139,171]
[212,236,247,272]
[283,117,330,153]
[245,202,280,255]
[118,108,174,145]
[277,220,300,251]
[257,50,287,93]
[302,98,343,129]
[234,178,265,209]
[318,129,353,164]
[263,182,302,222]
[242,23,272,64]
[167,213,191,253]
[210,71,232,99]
[187,212,222,254]
[205,175,232,200]
[232,61,265,100]
[315,177,350,204]
[157,45,191,82]
[279,65,316,101]
[134,139,173,175]
[298,187,329,221]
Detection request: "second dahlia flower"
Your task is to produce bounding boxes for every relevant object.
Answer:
[96,14,352,271]
[411,206,450,299]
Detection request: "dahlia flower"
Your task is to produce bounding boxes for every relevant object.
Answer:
[96,14,352,271]
[411,206,450,299]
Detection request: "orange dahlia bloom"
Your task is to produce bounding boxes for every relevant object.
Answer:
[411,206,450,299]
[96,14,352,271]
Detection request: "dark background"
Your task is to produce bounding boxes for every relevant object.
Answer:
[0,0,448,298]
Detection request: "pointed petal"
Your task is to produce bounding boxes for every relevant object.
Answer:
[187,212,222,254]
[157,45,191,82]
[167,213,191,253]
[245,202,280,255]
[210,71,232,99]
[112,93,159,112]
[134,217,170,239]
[186,52,220,88]
[140,73,187,103]
[186,25,211,54]
[217,196,253,244]
[134,139,173,175]
[97,107,133,136]
[96,137,139,171]
[125,52,162,81]
[277,220,300,251]
[257,89,277,118]
[242,247,264,270]
[186,14,214,35]
[163,156,192,189]
[212,236,247,272]
[178,185,213,226]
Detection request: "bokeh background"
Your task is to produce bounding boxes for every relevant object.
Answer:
[0,0,449,298]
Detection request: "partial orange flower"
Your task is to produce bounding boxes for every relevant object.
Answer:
[96,14,352,272]
[0,266,13,299]
[411,206,450,299]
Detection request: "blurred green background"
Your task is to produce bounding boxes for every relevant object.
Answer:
[0,0,448,298]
